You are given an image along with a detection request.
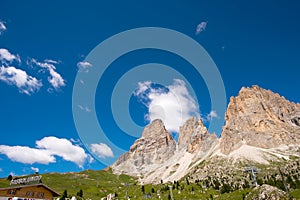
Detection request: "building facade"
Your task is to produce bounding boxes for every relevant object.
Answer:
[0,184,60,200]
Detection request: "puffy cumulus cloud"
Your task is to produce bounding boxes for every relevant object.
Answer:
[0,137,91,168]
[36,137,89,168]
[135,79,199,133]
[0,21,6,35]
[90,143,114,159]
[0,66,42,95]
[77,61,92,72]
[0,145,55,164]
[30,58,65,90]
[0,48,20,63]
[196,21,207,35]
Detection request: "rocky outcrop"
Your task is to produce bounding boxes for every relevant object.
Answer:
[112,85,300,184]
[245,184,287,200]
[112,119,176,172]
[111,117,218,183]
[220,85,300,155]
[178,116,217,154]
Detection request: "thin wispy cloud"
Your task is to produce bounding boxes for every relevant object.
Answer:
[31,167,39,173]
[70,138,81,144]
[196,21,207,35]
[0,136,91,168]
[0,66,42,95]
[30,58,65,90]
[78,105,91,112]
[0,21,6,35]
[135,79,200,133]
[77,61,92,73]
[44,59,60,64]
[206,110,218,121]
[90,143,114,159]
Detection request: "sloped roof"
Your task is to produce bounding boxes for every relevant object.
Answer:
[0,184,60,197]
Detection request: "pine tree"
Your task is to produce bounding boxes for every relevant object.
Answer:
[176,181,180,190]
[7,175,12,181]
[151,187,155,193]
[141,185,145,194]
[77,189,83,198]
[61,190,68,200]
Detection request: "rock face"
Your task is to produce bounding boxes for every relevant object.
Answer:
[220,85,300,154]
[112,119,176,172]
[112,117,217,183]
[245,184,287,200]
[112,85,300,184]
[178,116,217,154]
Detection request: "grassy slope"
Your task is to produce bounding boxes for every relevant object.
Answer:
[0,169,299,200]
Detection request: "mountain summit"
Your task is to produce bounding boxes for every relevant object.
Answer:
[111,85,300,184]
[112,119,176,174]
[112,117,218,183]
[220,85,300,154]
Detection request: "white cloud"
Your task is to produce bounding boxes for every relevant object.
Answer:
[48,67,65,89]
[77,61,92,72]
[0,168,2,172]
[31,58,65,90]
[196,21,207,35]
[70,138,81,143]
[90,143,114,159]
[135,79,199,133]
[0,21,6,35]
[31,167,39,173]
[0,145,55,164]
[0,136,91,168]
[0,48,20,63]
[0,65,42,95]
[135,81,152,96]
[206,110,218,121]
[44,59,59,64]
[78,105,91,112]
[36,137,89,168]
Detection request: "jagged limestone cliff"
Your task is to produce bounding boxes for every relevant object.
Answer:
[112,85,300,184]
[220,85,300,155]
[112,117,217,183]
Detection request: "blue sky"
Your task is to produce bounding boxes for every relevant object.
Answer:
[0,1,299,178]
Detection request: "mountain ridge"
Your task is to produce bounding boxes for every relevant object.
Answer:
[111,85,300,184]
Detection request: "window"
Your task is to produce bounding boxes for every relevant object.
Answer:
[7,189,16,195]
[37,192,44,198]
[26,191,34,197]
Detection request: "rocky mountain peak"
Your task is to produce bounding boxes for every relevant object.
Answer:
[220,85,300,154]
[111,85,300,184]
[178,116,199,150]
[141,119,169,138]
[178,116,216,153]
[112,119,176,176]
[111,117,218,183]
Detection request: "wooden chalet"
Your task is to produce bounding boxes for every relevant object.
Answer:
[0,184,60,200]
